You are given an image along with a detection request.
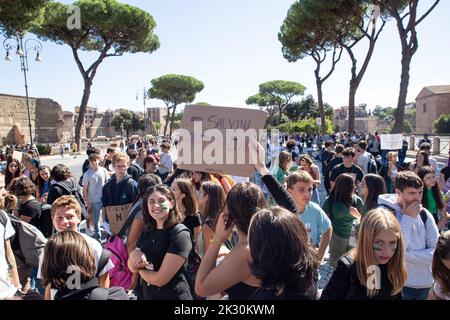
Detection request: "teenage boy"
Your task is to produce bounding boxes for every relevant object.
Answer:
[82,154,109,239]
[419,143,438,172]
[286,171,332,263]
[378,171,439,300]
[102,147,117,172]
[38,196,114,300]
[157,142,173,181]
[102,152,139,209]
[330,147,364,190]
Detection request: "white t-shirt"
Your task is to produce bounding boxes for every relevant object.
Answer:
[82,167,109,204]
[158,153,173,174]
[429,157,438,172]
[37,232,114,300]
[0,212,17,300]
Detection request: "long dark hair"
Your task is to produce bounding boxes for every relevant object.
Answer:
[5,156,22,188]
[175,178,197,217]
[432,231,450,298]
[363,174,386,211]
[249,207,318,298]
[418,166,444,211]
[36,165,51,191]
[225,182,267,234]
[200,181,225,230]
[142,184,182,231]
[415,150,430,168]
[330,174,354,207]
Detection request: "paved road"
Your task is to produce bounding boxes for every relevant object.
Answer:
[40,153,88,180]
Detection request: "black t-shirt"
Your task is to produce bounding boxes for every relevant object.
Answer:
[250,285,317,300]
[82,159,90,174]
[330,163,364,184]
[18,199,42,229]
[326,156,343,175]
[104,159,112,172]
[321,255,402,300]
[183,213,201,236]
[138,224,192,299]
[441,166,450,184]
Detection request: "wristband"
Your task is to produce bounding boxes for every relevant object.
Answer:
[209,238,223,246]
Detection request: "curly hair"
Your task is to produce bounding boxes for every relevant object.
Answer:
[50,164,72,182]
[9,176,36,196]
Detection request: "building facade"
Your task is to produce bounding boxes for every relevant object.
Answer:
[0,93,63,145]
[334,104,377,133]
[415,85,450,134]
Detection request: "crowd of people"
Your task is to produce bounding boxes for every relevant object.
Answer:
[0,131,449,301]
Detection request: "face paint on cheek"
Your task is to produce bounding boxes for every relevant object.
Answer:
[160,201,170,211]
[372,244,383,252]
[389,242,398,253]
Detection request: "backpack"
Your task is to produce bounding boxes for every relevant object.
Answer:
[39,204,53,238]
[383,205,428,228]
[103,203,140,289]
[0,210,46,268]
[170,224,202,299]
[54,179,88,219]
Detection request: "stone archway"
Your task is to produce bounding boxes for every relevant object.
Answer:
[6,125,25,145]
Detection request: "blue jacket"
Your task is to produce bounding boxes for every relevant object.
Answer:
[102,173,138,207]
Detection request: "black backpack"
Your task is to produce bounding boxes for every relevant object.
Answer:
[54,179,88,219]
[39,204,53,238]
[383,205,428,228]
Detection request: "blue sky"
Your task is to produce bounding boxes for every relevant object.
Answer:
[1,0,449,113]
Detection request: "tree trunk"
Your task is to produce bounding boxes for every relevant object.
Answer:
[279,107,283,124]
[392,52,413,133]
[348,82,357,133]
[74,81,92,152]
[169,105,177,137]
[163,106,170,137]
[316,78,326,135]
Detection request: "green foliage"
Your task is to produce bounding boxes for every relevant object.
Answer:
[275,118,334,135]
[154,122,161,130]
[111,110,144,138]
[35,0,160,54]
[402,120,413,134]
[434,114,450,134]
[0,0,48,35]
[278,0,340,63]
[36,144,52,155]
[246,80,305,121]
[148,74,204,107]
[193,102,211,106]
[283,96,334,121]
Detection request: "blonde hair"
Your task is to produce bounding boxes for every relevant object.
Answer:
[387,151,397,159]
[51,195,81,218]
[350,208,407,297]
[4,193,18,211]
[286,171,314,189]
[112,152,130,166]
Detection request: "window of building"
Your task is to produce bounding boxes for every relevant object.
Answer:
[423,103,427,113]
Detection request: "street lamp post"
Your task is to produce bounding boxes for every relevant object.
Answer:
[3,34,43,147]
[136,86,148,133]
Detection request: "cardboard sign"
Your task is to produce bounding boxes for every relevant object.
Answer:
[380,134,403,150]
[177,105,268,177]
[104,203,132,236]
[13,151,23,162]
